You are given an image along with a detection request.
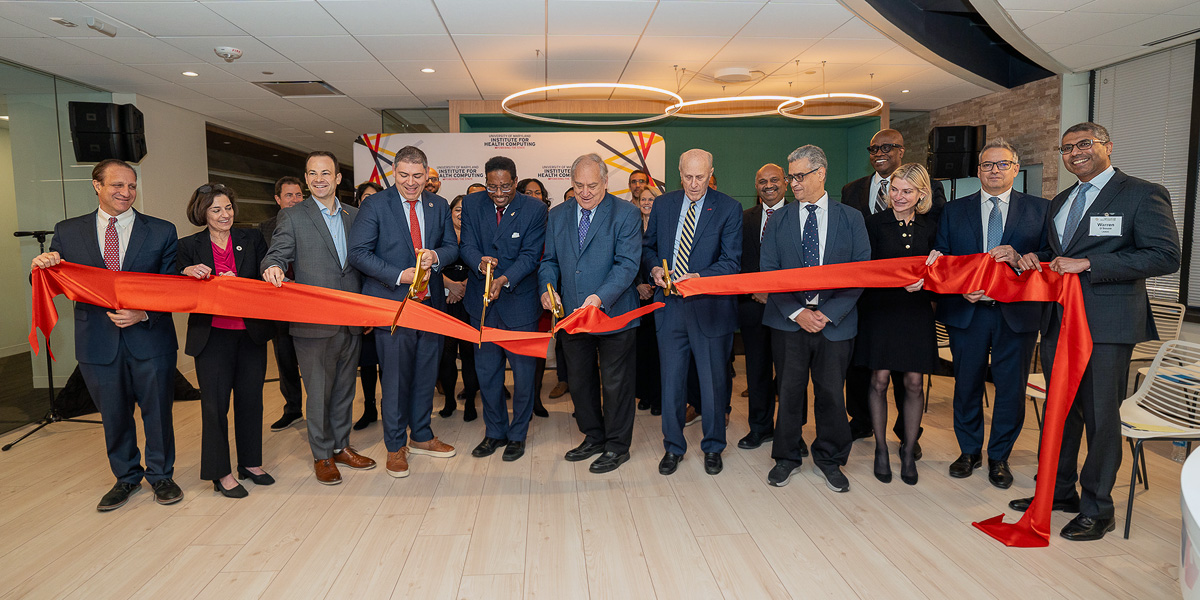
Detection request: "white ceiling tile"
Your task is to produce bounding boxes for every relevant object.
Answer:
[1078,0,1194,14]
[61,36,203,64]
[356,94,423,109]
[129,61,242,83]
[299,60,393,80]
[405,79,482,99]
[320,0,444,35]
[0,37,109,69]
[161,95,242,114]
[258,35,374,62]
[124,83,203,100]
[158,36,289,65]
[438,0,545,34]
[1049,44,1144,70]
[204,0,347,36]
[870,47,934,66]
[181,81,281,99]
[711,37,818,64]
[286,95,369,110]
[794,38,896,65]
[997,0,1091,11]
[453,35,545,61]
[357,35,459,62]
[0,16,48,38]
[631,36,726,63]
[466,59,544,82]
[2,1,132,37]
[619,61,686,82]
[739,3,853,38]
[1007,10,1064,29]
[324,79,413,96]
[382,59,470,80]
[1100,14,1200,47]
[1023,12,1155,45]
[826,15,887,39]
[84,1,244,36]
[547,60,627,82]
[217,61,316,81]
[1170,3,1200,15]
[548,35,639,62]
[222,96,297,111]
[645,1,762,37]
[547,1,657,36]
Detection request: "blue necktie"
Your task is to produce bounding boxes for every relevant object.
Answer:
[1061,182,1091,247]
[578,208,591,251]
[802,204,819,302]
[986,196,1002,251]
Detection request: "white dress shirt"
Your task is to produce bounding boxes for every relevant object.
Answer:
[1054,165,1116,242]
[790,193,830,319]
[868,172,889,214]
[95,207,136,268]
[759,198,786,240]
[980,187,1013,250]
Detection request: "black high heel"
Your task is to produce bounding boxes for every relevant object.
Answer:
[214,478,249,498]
[900,452,918,486]
[533,399,549,418]
[463,394,478,422]
[439,397,456,418]
[353,400,377,430]
[237,466,275,486]
[873,448,892,483]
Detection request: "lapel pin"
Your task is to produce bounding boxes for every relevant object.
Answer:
[235,245,242,251]
[428,202,433,207]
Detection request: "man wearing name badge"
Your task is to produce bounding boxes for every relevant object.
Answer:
[645,148,742,477]
[930,138,1049,489]
[459,156,547,462]
[761,145,870,491]
[1014,122,1179,541]
[349,145,459,478]
[736,163,788,450]
[263,151,375,485]
[627,169,650,202]
[31,159,183,511]
[262,176,306,432]
[841,129,946,454]
[540,153,642,474]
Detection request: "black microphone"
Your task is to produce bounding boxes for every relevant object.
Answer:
[14,231,54,238]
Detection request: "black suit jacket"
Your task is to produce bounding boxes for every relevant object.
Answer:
[1035,168,1180,344]
[841,173,947,223]
[178,227,274,356]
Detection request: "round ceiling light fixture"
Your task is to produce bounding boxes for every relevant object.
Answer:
[777,92,884,121]
[502,83,683,126]
[667,95,803,119]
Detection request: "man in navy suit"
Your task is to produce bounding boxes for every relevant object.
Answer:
[761,145,870,491]
[1015,123,1180,541]
[644,148,743,477]
[349,145,459,478]
[31,159,182,511]
[736,163,788,450]
[540,153,642,473]
[459,156,547,462]
[932,138,1048,489]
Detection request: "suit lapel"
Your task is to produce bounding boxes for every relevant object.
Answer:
[788,203,806,263]
[967,193,985,251]
[421,195,443,250]
[822,203,841,264]
[1065,171,1124,251]
[1001,192,1025,246]
[82,210,106,268]
[231,229,252,275]
[302,199,341,264]
[121,210,148,271]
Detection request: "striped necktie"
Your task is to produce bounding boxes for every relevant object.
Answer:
[675,200,698,273]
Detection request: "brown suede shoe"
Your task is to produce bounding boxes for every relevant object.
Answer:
[409,437,456,458]
[386,448,410,478]
[333,447,377,470]
[685,406,700,427]
[314,458,342,485]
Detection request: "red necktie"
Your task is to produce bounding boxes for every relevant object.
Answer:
[103,216,120,271]
[407,200,427,300]
[496,204,504,225]
[762,208,775,242]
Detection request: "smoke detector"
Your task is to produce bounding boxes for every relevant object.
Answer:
[713,67,753,83]
[214,46,243,62]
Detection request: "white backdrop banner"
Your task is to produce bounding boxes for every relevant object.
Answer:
[354,131,665,206]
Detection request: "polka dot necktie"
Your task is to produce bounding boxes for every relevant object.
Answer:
[578,208,591,251]
[986,196,1002,251]
[801,204,820,302]
[103,216,120,271]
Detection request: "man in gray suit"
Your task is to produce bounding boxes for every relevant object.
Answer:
[1015,122,1180,540]
[262,151,376,485]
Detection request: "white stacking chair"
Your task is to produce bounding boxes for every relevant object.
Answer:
[1131,299,1186,389]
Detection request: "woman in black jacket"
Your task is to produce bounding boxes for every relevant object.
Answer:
[178,183,275,498]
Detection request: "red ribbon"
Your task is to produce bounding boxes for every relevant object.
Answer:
[676,254,1090,548]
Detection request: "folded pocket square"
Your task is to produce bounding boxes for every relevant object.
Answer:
[512,232,520,238]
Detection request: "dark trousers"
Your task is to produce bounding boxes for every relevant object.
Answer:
[634,310,661,410]
[1042,324,1133,520]
[771,328,853,467]
[738,300,777,435]
[562,328,636,455]
[359,330,379,403]
[439,302,479,401]
[846,365,909,440]
[194,328,267,480]
[658,298,732,455]
[475,316,537,442]
[78,338,175,485]
[271,327,303,416]
[555,337,568,383]
[376,325,442,452]
[294,328,360,460]
[948,305,1037,460]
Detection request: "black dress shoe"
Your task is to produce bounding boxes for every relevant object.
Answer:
[270,413,302,432]
[899,441,922,461]
[948,453,982,478]
[650,406,662,416]
[472,437,506,458]
[658,452,683,475]
[988,459,1013,489]
[353,403,377,431]
[237,466,276,486]
[637,400,651,411]
[502,440,526,462]
[737,430,774,450]
[97,482,141,512]
[1060,514,1116,541]
[1008,495,1081,513]
[533,402,549,418]
[798,438,809,458]
[704,452,723,475]
[564,441,605,462]
[438,400,456,418]
[767,460,801,487]
[463,403,478,422]
[590,451,629,473]
[152,478,183,505]
[214,479,249,498]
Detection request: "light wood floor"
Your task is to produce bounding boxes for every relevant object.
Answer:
[0,358,1184,600]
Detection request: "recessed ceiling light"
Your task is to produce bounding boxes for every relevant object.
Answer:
[0,116,8,120]
[901,89,910,93]
[183,71,199,77]
[324,130,334,134]
[223,141,231,145]
[421,68,435,73]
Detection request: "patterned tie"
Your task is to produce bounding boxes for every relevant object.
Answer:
[802,204,820,303]
[675,200,698,273]
[407,200,427,300]
[578,208,591,251]
[1060,182,1091,247]
[103,216,120,271]
[762,207,775,242]
[496,204,504,225]
[874,180,889,214]
[986,196,1003,251]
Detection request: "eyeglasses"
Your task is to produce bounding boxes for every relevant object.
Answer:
[867,143,903,154]
[197,184,230,194]
[786,167,821,184]
[1056,138,1107,154]
[979,160,1016,172]
[486,184,514,193]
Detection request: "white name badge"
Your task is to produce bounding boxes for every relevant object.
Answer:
[1090,214,1122,236]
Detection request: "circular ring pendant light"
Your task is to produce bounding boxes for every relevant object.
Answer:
[666,95,803,119]
[777,92,884,120]
[501,83,683,126]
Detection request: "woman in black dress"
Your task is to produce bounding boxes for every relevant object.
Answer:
[438,195,481,420]
[853,163,938,485]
